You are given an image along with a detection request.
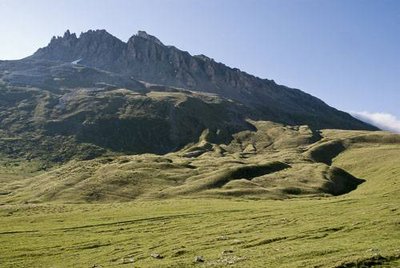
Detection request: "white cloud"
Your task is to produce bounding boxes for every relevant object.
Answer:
[351,111,400,133]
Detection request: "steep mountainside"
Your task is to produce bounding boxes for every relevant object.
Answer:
[27,30,374,130]
[0,29,377,165]
[2,30,400,268]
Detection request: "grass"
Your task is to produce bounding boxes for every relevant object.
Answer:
[0,127,399,267]
[1,122,383,203]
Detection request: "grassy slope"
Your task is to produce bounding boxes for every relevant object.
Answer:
[0,122,373,204]
[0,130,399,267]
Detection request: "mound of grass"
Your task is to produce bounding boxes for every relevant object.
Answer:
[3,122,396,203]
[307,140,346,165]
[0,125,399,267]
[1,139,399,267]
[322,166,365,196]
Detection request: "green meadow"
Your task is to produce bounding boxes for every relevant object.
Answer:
[1,126,399,267]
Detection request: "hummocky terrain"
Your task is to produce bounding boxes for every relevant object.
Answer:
[0,30,399,267]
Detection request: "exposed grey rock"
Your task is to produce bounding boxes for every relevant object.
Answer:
[151,253,164,259]
[121,257,134,264]
[0,29,378,162]
[216,235,229,241]
[194,256,205,263]
[25,29,377,131]
[136,30,164,46]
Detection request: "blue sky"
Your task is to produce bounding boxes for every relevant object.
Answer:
[0,0,399,130]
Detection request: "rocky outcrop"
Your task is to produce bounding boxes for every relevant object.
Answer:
[26,29,376,131]
[32,30,127,70]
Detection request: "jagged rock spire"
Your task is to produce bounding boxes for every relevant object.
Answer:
[135,31,164,46]
[23,29,378,131]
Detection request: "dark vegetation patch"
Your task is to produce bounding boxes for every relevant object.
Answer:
[335,254,400,268]
[210,161,290,188]
[322,167,365,196]
[281,187,303,195]
[308,140,346,165]
[75,242,112,250]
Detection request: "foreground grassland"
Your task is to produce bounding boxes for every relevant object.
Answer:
[1,129,400,267]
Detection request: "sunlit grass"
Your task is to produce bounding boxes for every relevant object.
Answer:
[0,128,399,267]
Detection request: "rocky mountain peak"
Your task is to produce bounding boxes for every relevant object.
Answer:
[78,29,116,40]
[63,29,76,39]
[134,30,164,46]
[31,29,125,64]
[33,29,169,64]
[20,29,377,131]
[48,30,78,48]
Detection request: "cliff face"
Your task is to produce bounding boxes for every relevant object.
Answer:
[0,29,377,163]
[28,29,375,131]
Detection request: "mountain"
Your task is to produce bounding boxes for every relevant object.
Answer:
[29,30,374,129]
[0,29,377,163]
[2,30,400,268]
